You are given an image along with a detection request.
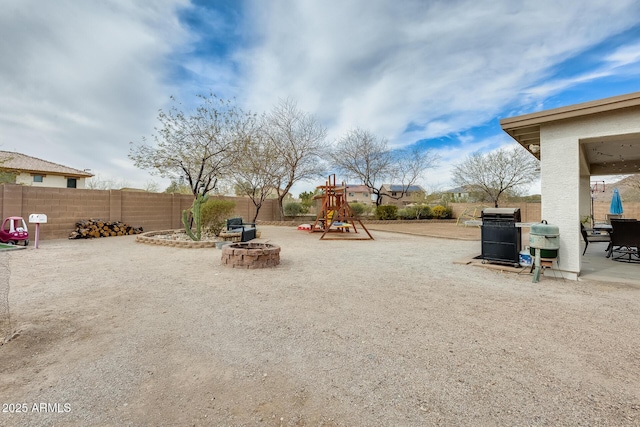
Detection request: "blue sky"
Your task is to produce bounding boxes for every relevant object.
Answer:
[2,0,640,195]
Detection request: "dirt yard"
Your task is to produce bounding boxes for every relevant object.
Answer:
[1,224,639,426]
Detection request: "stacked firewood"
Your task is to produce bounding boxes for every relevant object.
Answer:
[69,219,143,239]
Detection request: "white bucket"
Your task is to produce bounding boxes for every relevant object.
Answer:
[519,250,532,267]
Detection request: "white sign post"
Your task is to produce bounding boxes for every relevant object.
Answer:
[28,214,48,249]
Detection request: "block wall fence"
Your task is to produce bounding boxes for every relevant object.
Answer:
[448,201,640,224]
[1,184,638,240]
[0,184,280,240]
[448,202,542,223]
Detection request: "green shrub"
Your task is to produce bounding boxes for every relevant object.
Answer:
[349,202,367,217]
[445,206,454,218]
[416,205,432,219]
[299,191,314,212]
[375,205,398,220]
[284,202,305,216]
[201,198,236,236]
[431,205,453,219]
[397,205,432,219]
[397,208,415,220]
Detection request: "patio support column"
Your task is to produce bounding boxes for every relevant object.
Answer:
[540,124,581,280]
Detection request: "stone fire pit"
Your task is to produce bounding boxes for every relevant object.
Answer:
[221,242,280,269]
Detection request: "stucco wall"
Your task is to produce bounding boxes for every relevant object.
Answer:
[540,123,581,278]
[540,107,640,279]
[16,172,87,188]
[347,192,374,205]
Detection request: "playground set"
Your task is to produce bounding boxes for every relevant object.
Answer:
[307,175,373,240]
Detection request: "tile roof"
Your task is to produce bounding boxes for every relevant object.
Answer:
[346,184,370,192]
[386,184,424,192]
[0,151,93,177]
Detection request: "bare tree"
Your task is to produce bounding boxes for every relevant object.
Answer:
[451,146,539,208]
[232,127,280,222]
[129,94,253,197]
[164,180,192,194]
[0,154,19,184]
[143,180,160,193]
[263,99,328,219]
[86,174,130,190]
[331,128,438,206]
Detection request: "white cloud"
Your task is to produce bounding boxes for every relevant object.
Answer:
[239,0,640,146]
[604,42,640,67]
[524,42,640,99]
[0,0,190,188]
[2,0,639,196]
[423,134,517,190]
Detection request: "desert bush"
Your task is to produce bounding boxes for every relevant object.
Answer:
[397,205,432,220]
[431,204,453,219]
[416,205,432,219]
[201,198,236,236]
[375,205,398,220]
[397,208,414,220]
[284,202,305,216]
[349,202,367,217]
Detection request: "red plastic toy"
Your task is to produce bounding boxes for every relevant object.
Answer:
[0,216,29,246]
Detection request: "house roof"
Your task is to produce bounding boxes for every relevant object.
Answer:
[500,91,640,166]
[0,151,93,178]
[346,184,370,192]
[445,186,470,193]
[384,184,425,192]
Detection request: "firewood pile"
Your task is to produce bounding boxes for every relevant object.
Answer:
[69,219,143,239]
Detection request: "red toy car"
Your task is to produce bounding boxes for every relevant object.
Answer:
[0,216,29,246]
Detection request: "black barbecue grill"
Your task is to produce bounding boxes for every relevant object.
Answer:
[481,208,522,266]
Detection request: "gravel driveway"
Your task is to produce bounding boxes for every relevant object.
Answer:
[1,225,639,426]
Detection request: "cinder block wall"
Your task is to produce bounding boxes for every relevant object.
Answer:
[0,184,282,240]
[449,202,542,223]
[120,191,180,232]
[445,202,639,224]
[3,184,637,240]
[20,187,110,239]
[593,201,640,222]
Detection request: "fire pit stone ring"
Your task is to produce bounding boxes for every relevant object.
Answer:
[221,242,281,269]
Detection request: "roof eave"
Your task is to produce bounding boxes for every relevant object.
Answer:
[500,91,640,160]
[1,167,93,178]
[500,91,640,130]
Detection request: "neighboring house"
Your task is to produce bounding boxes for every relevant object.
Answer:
[346,184,373,204]
[264,186,293,200]
[0,151,93,188]
[378,184,426,206]
[443,186,471,202]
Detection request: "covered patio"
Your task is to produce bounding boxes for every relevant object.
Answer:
[501,91,640,280]
[580,241,640,285]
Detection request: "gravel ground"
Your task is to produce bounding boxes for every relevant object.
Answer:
[1,225,639,426]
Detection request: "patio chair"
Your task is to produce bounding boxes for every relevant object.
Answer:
[580,223,611,256]
[606,213,623,224]
[226,217,256,242]
[608,219,640,263]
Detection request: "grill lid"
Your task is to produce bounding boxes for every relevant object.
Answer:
[482,208,521,221]
[530,220,559,236]
[482,208,519,215]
